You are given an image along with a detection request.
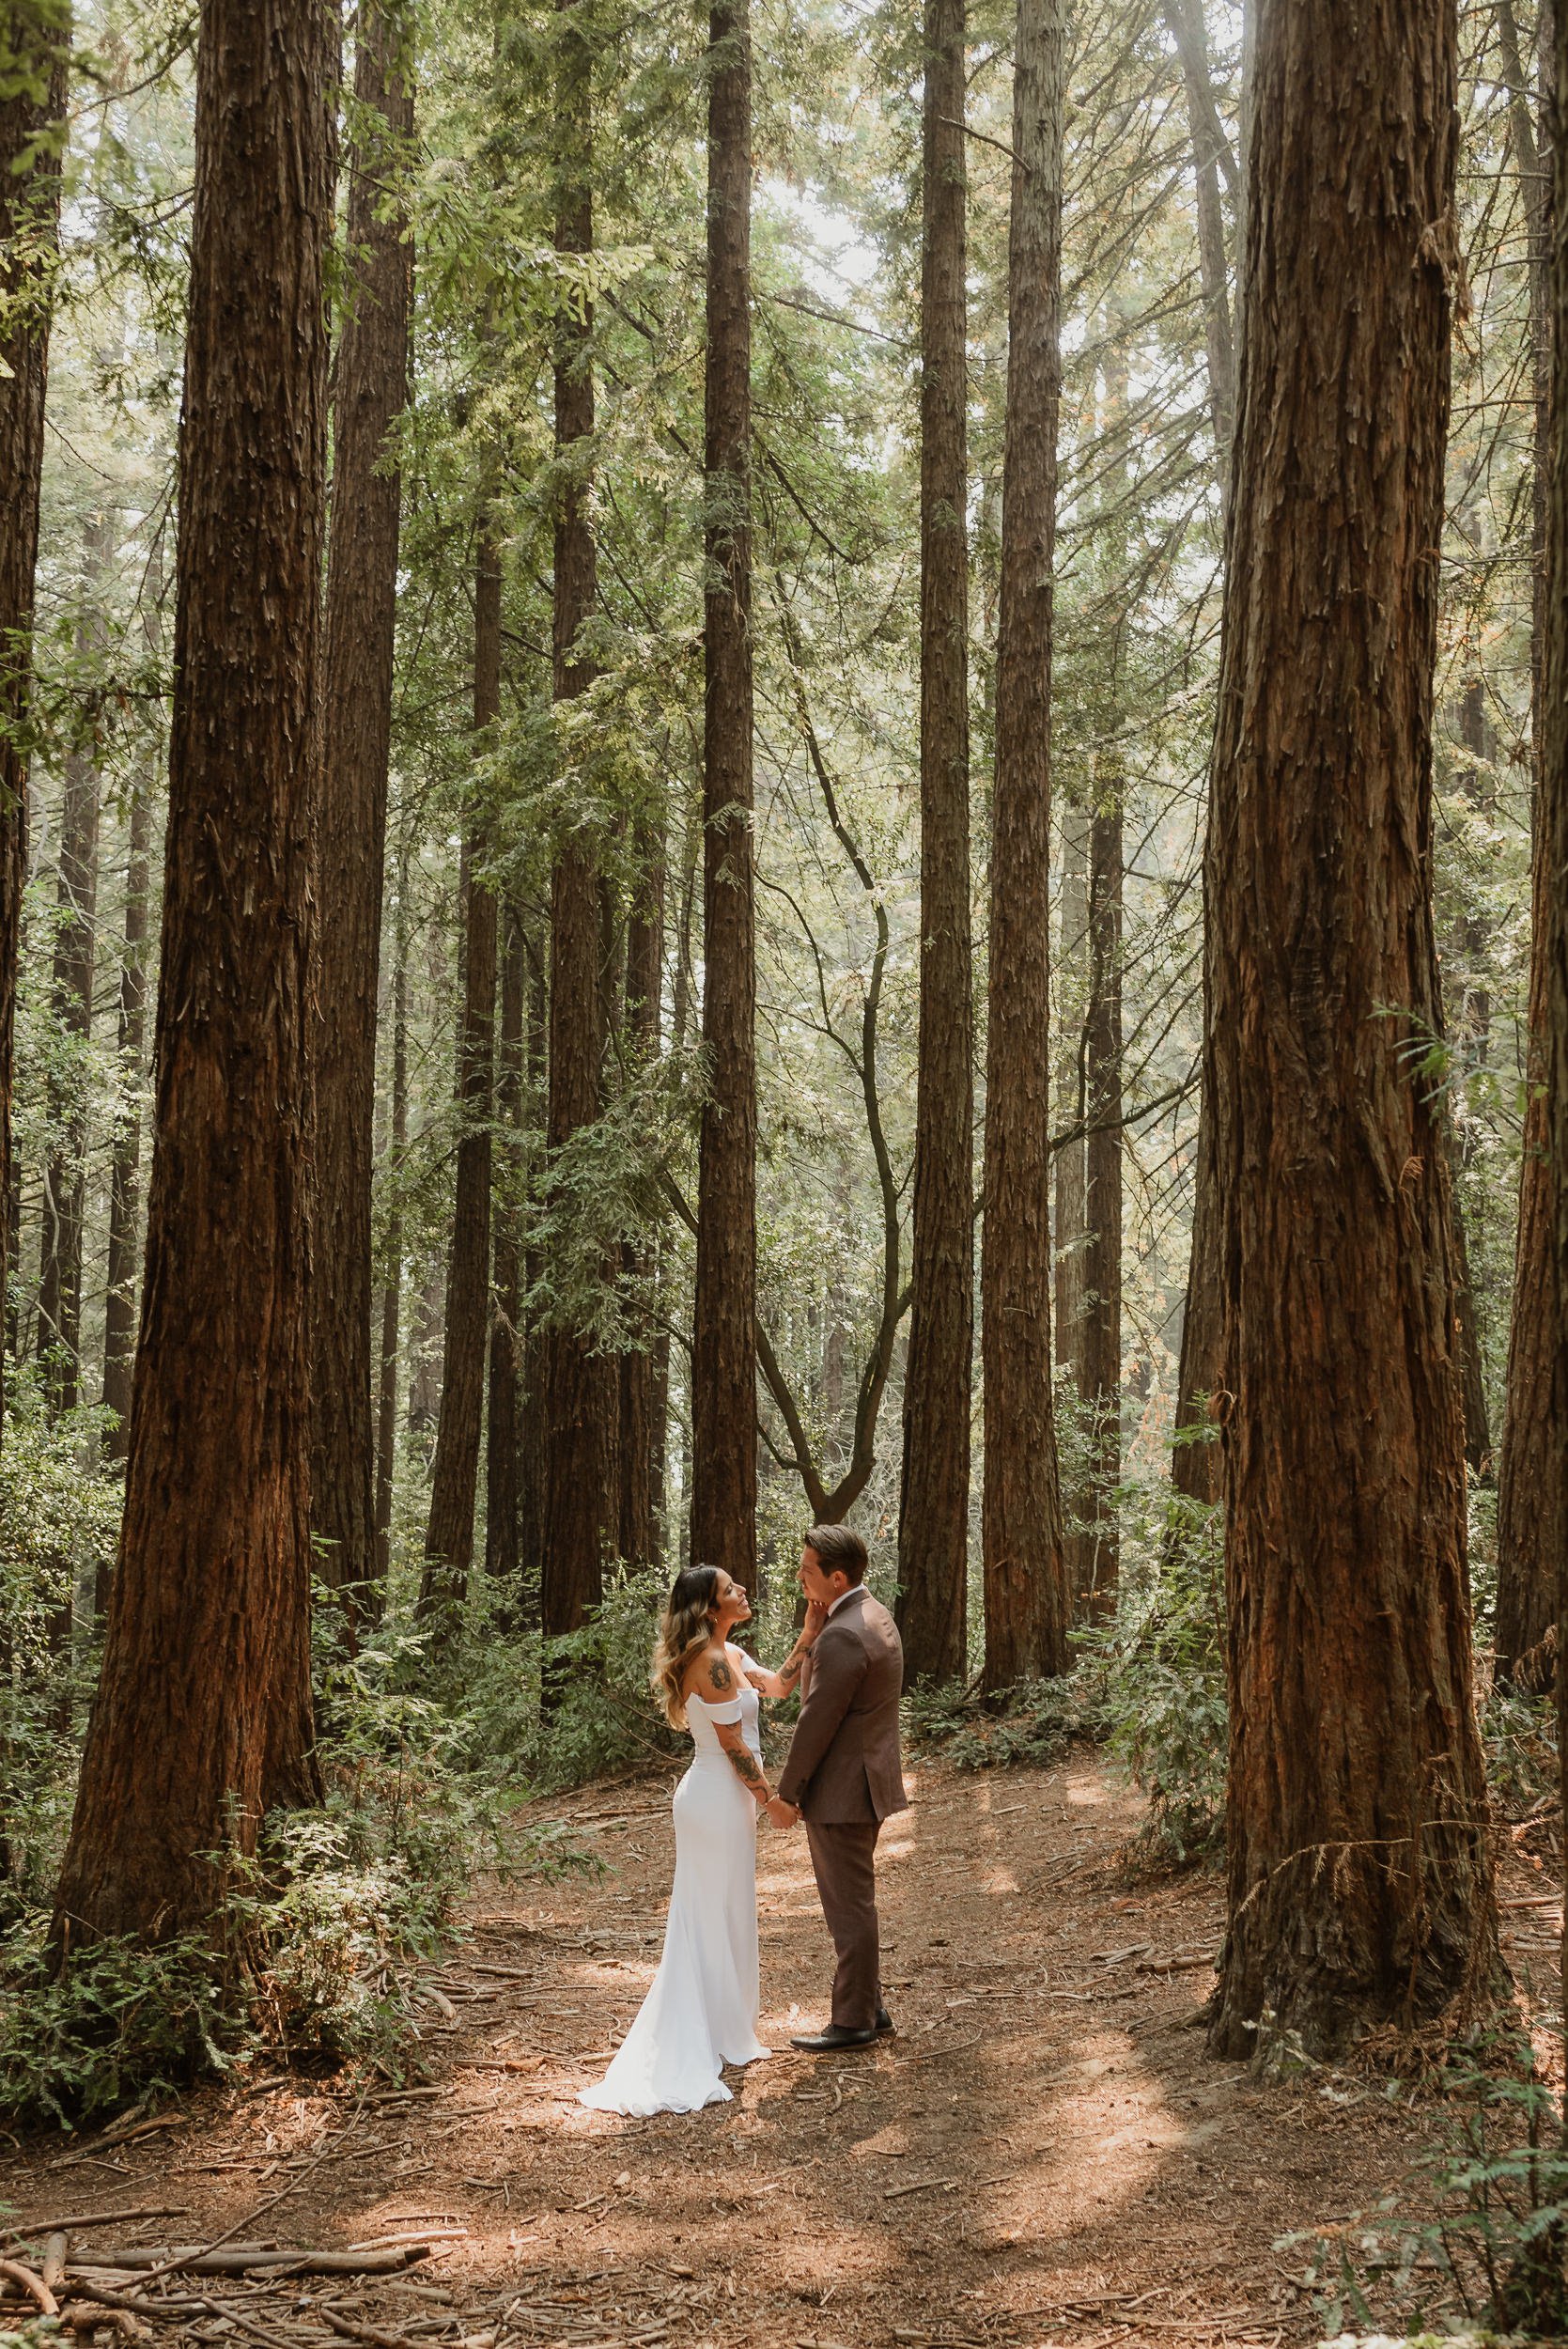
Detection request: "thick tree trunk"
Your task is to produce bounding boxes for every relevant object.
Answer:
[102,569,160,1471]
[1204,0,1496,2062]
[539,0,617,1635]
[981,0,1068,1690]
[420,537,500,1619]
[619,828,664,1570]
[0,5,69,1437]
[1495,0,1560,1686]
[374,851,410,1591]
[898,0,972,1684]
[691,0,758,1584]
[311,0,411,1616]
[52,0,334,1946]
[39,508,109,1415]
[486,906,524,1589]
[1074,775,1124,1621]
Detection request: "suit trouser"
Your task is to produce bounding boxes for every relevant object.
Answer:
[805,1817,882,2030]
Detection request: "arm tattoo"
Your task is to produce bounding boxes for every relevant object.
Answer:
[778,1643,808,1686]
[708,1656,734,1692]
[727,1746,767,1797]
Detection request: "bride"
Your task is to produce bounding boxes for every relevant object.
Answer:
[579,1563,822,2117]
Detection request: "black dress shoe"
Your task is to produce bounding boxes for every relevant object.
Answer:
[875,2007,895,2036]
[790,2023,877,2052]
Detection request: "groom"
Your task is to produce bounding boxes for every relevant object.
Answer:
[768,1524,907,2052]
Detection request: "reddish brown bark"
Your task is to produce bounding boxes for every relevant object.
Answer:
[981,0,1068,1689]
[374,852,410,1591]
[310,0,412,1614]
[0,5,69,1431]
[539,0,617,1635]
[1204,0,1496,2061]
[691,0,758,1585]
[1494,0,1560,1684]
[52,0,334,1945]
[898,0,971,1684]
[420,537,500,1619]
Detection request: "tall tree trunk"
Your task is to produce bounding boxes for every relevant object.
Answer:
[39,507,109,1415]
[52,0,334,1945]
[1204,0,1496,2062]
[1054,796,1089,1380]
[539,0,617,1636]
[102,560,161,1472]
[519,938,548,1621]
[486,905,524,1590]
[1075,759,1123,1621]
[310,0,412,1618]
[1494,0,1560,1686]
[691,0,757,1585]
[619,824,664,1570]
[982,0,1068,1690]
[898,0,971,1684]
[419,536,500,1620]
[0,2,69,1437]
[1166,0,1234,515]
[374,843,410,1591]
[1544,4,1568,2077]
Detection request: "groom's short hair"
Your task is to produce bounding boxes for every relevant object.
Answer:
[804,1524,868,1584]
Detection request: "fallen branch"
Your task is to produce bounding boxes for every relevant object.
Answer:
[0,2256,58,2314]
[319,2308,428,2349]
[73,2243,432,2279]
[4,2204,190,2244]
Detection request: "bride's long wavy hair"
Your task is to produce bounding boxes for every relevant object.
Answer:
[651,1564,722,1730]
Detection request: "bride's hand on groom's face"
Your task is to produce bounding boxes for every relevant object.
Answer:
[803,1600,830,1641]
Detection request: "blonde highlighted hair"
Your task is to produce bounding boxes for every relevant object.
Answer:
[651,1564,722,1730]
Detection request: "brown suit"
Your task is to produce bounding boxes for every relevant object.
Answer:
[777,1585,907,2029]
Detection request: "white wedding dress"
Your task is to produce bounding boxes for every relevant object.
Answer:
[580,1651,770,2116]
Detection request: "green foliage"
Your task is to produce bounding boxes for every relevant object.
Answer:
[903,1674,1104,1772]
[1083,1486,1228,1867]
[1285,2040,1568,2339]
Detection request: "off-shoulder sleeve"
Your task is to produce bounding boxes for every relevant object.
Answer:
[695,1694,744,1725]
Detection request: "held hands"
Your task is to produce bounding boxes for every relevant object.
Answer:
[766,1796,800,1830]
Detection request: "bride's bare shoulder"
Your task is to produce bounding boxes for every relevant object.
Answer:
[682,1640,737,1703]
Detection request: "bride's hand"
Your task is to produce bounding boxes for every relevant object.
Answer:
[802,1599,830,1643]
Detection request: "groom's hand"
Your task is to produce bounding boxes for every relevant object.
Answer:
[767,1797,800,1829]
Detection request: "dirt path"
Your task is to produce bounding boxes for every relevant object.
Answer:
[4,1753,1552,2349]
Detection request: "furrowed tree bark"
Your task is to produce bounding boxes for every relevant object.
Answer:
[373,846,410,1591]
[419,536,499,1621]
[619,825,664,1570]
[51,0,334,1946]
[539,0,617,1637]
[1204,0,1497,2061]
[0,3,70,1434]
[690,0,757,1585]
[981,0,1068,1690]
[310,0,412,1618]
[1495,0,1560,1686]
[485,906,524,1589]
[39,507,109,1415]
[898,0,971,1684]
[101,559,161,1472]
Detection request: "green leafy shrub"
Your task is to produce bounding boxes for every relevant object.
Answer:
[903,1674,1103,1770]
[1286,2039,1568,2338]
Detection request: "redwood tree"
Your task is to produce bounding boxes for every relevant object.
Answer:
[539,0,617,1635]
[52,0,334,1944]
[311,0,413,1615]
[1204,0,1496,2060]
[420,534,500,1618]
[0,2,70,1432]
[898,0,971,1683]
[981,0,1068,1689]
[690,0,757,1585]
[1494,0,1559,1685]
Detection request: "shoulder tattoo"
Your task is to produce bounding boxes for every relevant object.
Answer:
[708,1655,734,1692]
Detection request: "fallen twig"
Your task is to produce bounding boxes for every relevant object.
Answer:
[5,2203,190,2244]
[0,2256,58,2314]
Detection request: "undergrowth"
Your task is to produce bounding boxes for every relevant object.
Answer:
[1285,2032,1568,2339]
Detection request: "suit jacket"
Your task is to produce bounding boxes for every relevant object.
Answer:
[777,1584,908,1824]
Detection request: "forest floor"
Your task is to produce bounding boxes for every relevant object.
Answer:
[2,1751,1561,2349]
